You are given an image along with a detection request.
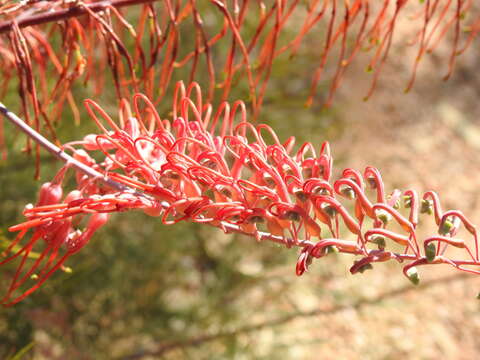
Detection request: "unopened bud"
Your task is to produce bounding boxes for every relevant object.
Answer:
[65,190,82,204]
[37,182,63,206]
[83,134,99,151]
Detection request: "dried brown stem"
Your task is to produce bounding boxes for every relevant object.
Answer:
[0,0,160,35]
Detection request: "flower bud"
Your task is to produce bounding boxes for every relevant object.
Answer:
[37,182,63,206]
[82,134,100,151]
[73,149,95,165]
[64,190,82,204]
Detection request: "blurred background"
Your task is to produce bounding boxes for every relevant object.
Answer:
[1,2,480,359]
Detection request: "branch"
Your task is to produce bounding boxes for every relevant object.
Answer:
[0,0,160,35]
[0,101,127,192]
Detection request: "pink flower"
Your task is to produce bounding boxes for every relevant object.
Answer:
[4,81,480,305]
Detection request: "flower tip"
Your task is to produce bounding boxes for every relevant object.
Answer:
[438,219,454,236]
[357,263,373,274]
[406,267,420,285]
[370,235,386,250]
[425,243,436,262]
[326,245,339,254]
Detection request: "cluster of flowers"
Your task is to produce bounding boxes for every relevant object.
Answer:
[2,81,479,305]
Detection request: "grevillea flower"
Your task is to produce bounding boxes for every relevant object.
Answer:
[2,81,480,305]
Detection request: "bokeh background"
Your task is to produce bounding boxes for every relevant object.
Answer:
[1,2,480,359]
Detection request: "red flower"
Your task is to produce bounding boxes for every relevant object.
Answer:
[4,81,480,305]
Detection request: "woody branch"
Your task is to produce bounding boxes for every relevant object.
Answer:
[0,0,160,34]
